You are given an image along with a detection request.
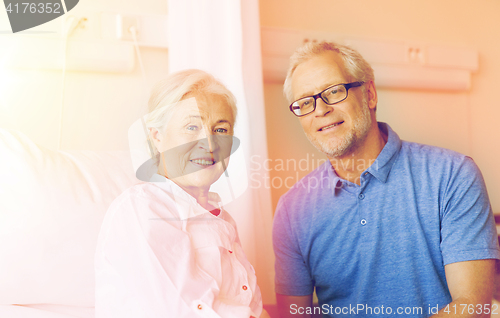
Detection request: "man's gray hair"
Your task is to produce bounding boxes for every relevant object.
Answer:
[283,41,375,103]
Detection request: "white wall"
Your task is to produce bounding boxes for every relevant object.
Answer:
[0,0,169,151]
[260,0,500,213]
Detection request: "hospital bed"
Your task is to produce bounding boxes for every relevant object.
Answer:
[1,128,499,318]
[0,129,137,318]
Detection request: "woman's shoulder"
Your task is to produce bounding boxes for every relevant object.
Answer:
[118,181,183,201]
[108,182,156,207]
[106,182,183,222]
[96,183,189,260]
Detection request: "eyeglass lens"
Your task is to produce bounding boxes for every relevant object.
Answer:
[291,84,348,116]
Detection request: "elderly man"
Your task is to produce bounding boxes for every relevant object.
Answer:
[272,41,500,318]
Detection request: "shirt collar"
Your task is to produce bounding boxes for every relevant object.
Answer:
[149,174,222,220]
[366,122,402,183]
[323,160,342,187]
[325,122,401,184]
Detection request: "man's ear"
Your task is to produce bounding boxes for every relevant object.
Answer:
[366,80,378,111]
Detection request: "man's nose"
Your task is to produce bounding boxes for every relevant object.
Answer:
[314,97,332,117]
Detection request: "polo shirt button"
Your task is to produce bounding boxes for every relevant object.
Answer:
[358,193,365,200]
[361,219,367,226]
[242,285,248,290]
[197,304,203,310]
[228,250,233,253]
[364,172,368,176]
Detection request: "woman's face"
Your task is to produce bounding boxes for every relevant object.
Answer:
[153,94,235,193]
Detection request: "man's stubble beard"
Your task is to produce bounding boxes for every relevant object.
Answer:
[305,98,372,158]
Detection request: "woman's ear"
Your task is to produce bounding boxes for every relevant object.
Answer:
[149,127,163,153]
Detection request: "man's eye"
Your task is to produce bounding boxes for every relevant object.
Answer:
[215,128,227,133]
[328,88,339,95]
[300,100,311,107]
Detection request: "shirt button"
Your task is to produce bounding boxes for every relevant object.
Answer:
[228,250,233,253]
[358,193,365,200]
[242,285,248,291]
[364,172,368,176]
[361,219,367,226]
[197,304,203,310]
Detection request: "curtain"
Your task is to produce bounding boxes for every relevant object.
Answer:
[167,0,275,304]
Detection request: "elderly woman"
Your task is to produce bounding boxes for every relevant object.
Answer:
[95,70,267,318]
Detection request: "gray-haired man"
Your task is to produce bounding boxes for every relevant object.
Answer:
[273,42,499,317]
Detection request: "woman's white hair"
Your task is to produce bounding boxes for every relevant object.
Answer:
[145,69,237,159]
[283,41,375,103]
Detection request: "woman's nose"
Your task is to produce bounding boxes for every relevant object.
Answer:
[198,128,218,152]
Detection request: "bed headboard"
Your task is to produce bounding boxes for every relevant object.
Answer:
[0,129,138,306]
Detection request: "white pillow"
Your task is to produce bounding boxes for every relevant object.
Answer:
[0,129,138,306]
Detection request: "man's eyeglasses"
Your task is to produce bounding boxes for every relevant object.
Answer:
[289,81,364,117]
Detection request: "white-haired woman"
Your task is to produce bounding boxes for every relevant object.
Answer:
[95,70,268,318]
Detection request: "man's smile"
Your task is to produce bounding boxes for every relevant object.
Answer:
[318,121,344,131]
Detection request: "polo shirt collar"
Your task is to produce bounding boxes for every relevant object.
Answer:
[149,174,222,220]
[366,122,402,183]
[325,122,401,184]
[325,160,343,188]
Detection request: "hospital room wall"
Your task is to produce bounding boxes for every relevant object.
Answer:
[2,1,499,211]
[0,0,169,151]
[260,0,500,213]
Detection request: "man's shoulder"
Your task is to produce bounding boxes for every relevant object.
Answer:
[398,140,481,181]
[280,161,332,202]
[273,163,332,231]
[400,140,471,165]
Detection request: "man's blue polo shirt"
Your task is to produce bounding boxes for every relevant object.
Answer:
[273,122,500,317]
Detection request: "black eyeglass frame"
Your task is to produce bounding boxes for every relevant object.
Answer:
[289,81,364,117]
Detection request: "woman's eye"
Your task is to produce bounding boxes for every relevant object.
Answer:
[215,128,228,133]
[187,125,199,131]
